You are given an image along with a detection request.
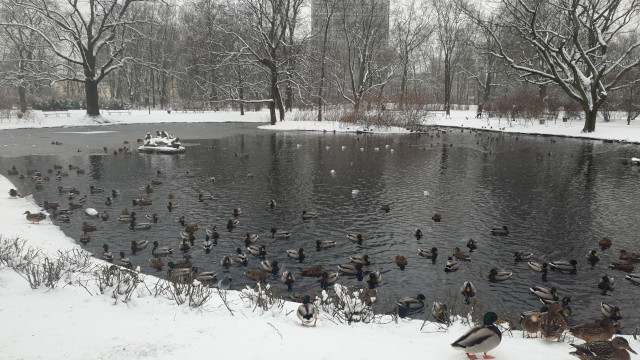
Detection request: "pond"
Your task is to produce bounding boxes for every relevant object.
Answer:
[2,122,640,327]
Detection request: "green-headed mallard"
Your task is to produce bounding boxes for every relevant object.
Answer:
[397,294,426,318]
[236,248,248,266]
[180,231,196,243]
[220,255,233,268]
[530,285,559,301]
[198,193,213,201]
[619,250,640,263]
[570,336,636,360]
[179,239,191,252]
[445,257,459,272]
[599,237,613,249]
[192,267,217,282]
[318,271,338,289]
[245,233,259,245]
[520,310,542,338]
[514,251,534,262]
[301,265,323,277]
[244,269,267,282]
[268,199,277,209]
[149,257,164,269]
[625,272,640,284]
[454,247,471,261]
[540,302,567,341]
[282,270,295,291]
[569,318,622,342]
[89,185,104,193]
[226,219,239,231]
[129,221,152,231]
[232,208,242,217]
[550,259,578,273]
[118,210,135,222]
[102,244,113,262]
[167,201,178,212]
[395,255,408,270]
[461,281,476,303]
[598,275,615,295]
[287,248,305,263]
[301,210,317,219]
[350,254,371,265]
[347,233,364,244]
[315,240,336,249]
[338,262,364,276]
[248,245,267,259]
[117,252,132,269]
[261,259,280,274]
[202,237,214,253]
[270,228,290,238]
[467,239,477,252]
[601,302,622,320]
[488,268,512,282]
[451,312,502,358]
[206,226,220,241]
[419,247,438,259]
[366,270,382,289]
[9,188,19,198]
[490,226,509,236]
[167,262,194,281]
[297,295,318,326]
[586,249,600,264]
[432,301,450,324]
[132,198,152,206]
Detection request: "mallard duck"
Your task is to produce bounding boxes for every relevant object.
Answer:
[570,336,637,360]
[432,213,442,222]
[236,248,248,266]
[431,302,450,324]
[586,249,600,264]
[220,255,233,268]
[282,270,295,291]
[24,211,46,224]
[540,302,567,341]
[231,208,242,217]
[202,237,214,253]
[350,254,371,265]
[145,213,159,223]
[68,202,84,210]
[129,221,152,230]
[619,250,640,263]
[530,285,559,301]
[297,295,318,326]
[102,244,113,262]
[488,268,512,281]
[569,318,622,342]
[132,198,152,206]
[151,241,172,256]
[599,237,613,249]
[397,294,426,318]
[338,262,364,275]
[347,233,364,243]
[226,219,239,231]
[192,267,217,282]
[244,269,267,282]
[454,247,471,261]
[172,254,193,269]
[550,259,578,273]
[520,310,542,338]
[151,179,163,186]
[419,247,438,259]
[301,265,323,277]
[270,228,290,238]
[395,255,408,270]
[366,270,382,289]
[82,222,97,232]
[100,210,110,221]
[514,251,534,262]
[261,260,280,274]
[291,294,317,303]
[198,193,213,201]
[601,303,622,320]
[316,240,336,249]
[598,275,615,295]
[179,239,191,252]
[217,276,233,290]
[301,210,317,219]
[89,185,104,193]
[167,201,178,212]
[461,281,476,302]
[167,262,194,281]
[490,226,509,236]
[318,271,338,289]
[149,257,164,269]
[414,228,423,239]
[207,226,220,241]
[184,223,200,233]
[247,245,267,259]
[467,239,478,252]
[117,252,132,268]
[287,248,306,263]
[380,203,391,212]
[451,312,502,359]
[9,188,19,198]
[180,231,196,244]
[112,189,120,198]
[244,233,259,245]
[79,233,91,244]
[176,216,186,226]
[43,201,59,210]
[445,257,458,272]
[139,185,154,194]
[625,272,640,284]
[7,167,19,176]
[541,296,573,317]
[268,199,277,209]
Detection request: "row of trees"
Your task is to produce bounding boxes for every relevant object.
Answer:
[0,0,639,131]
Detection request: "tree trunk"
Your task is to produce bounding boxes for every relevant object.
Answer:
[239,87,245,116]
[582,108,597,133]
[85,80,100,116]
[18,85,27,113]
[269,100,276,125]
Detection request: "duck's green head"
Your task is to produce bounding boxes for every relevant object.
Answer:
[272,261,278,267]
[303,295,311,304]
[192,266,199,273]
[570,259,577,266]
[542,262,549,269]
[271,227,277,234]
[236,247,242,254]
[131,240,137,246]
[227,219,233,224]
[432,247,438,254]
[119,251,126,258]
[356,263,363,269]
[168,262,174,269]
[153,241,159,247]
[489,268,498,276]
[483,311,499,326]
[540,306,549,313]
[601,275,610,283]
[363,254,370,263]
[357,234,363,240]
[103,244,109,251]
[298,248,305,255]
[315,240,321,247]
[417,294,426,301]
[590,250,598,256]
[561,296,573,305]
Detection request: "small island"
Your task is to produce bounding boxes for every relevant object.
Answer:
[137,130,185,154]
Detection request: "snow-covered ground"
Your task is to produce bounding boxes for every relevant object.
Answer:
[1,108,639,360]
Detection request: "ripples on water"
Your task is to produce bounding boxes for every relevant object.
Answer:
[3,126,640,327]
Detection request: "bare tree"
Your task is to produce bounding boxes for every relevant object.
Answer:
[311,0,339,121]
[468,0,640,132]
[0,0,146,117]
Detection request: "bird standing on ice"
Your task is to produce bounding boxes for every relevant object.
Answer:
[451,311,502,359]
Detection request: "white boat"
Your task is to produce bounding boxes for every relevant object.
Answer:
[137,130,185,154]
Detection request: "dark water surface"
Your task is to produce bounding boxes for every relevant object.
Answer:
[2,122,640,328]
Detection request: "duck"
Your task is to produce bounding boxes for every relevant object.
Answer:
[379,203,391,212]
[350,254,371,265]
[79,233,91,244]
[129,221,152,230]
[530,285,559,301]
[282,271,295,291]
[598,275,616,295]
[451,312,502,359]
[601,302,622,320]
[395,255,408,270]
[619,250,640,263]
[569,318,622,342]
[301,210,317,219]
[431,302,450,324]
[102,244,113,262]
[172,254,193,269]
[89,185,104,193]
[111,189,120,198]
[270,228,290,238]
[132,198,152,206]
[139,185,154,193]
[202,237,214,253]
[9,188,19,198]
[300,265,323,277]
[68,202,83,210]
[454,247,471,261]
[318,271,338,289]
[43,201,60,211]
[414,228,423,239]
[461,281,476,303]
[179,239,191,252]
[192,267,217,282]
[346,233,364,244]
[397,294,427,318]
[467,239,478,252]
[198,193,213,201]
[287,248,306,263]
[490,226,509,236]
[145,213,159,223]
[117,252,132,268]
[528,261,550,272]
[315,240,336,249]
[244,233,259,244]
[432,213,442,222]
[220,255,233,268]
[338,262,365,276]
[586,249,600,264]
[625,272,640,284]
[444,257,458,272]
[514,251,534,262]
[268,199,277,209]
[550,259,578,273]
[167,262,194,281]
[180,231,196,244]
[261,260,280,274]
[244,269,267,282]
[24,211,46,224]
[82,222,97,232]
[100,210,110,221]
[167,201,178,212]
[247,245,267,259]
[151,241,172,256]
[520,309,543,338]
[539,302,567,341]
[226,219,239,231]
[236,248,248,266]
[217,276,233,290]
[207,226,220,241]
[366,270,382,289]
[184,223,200,233]
[418,247,438,259]
[488,268,512,282]
[232,208,242,217]
[541,296,573,317]
[598,237,613,249]
[149,257,164,269]
[151,179,163,186]
[570,336,637,360]
[297,295,318,326]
